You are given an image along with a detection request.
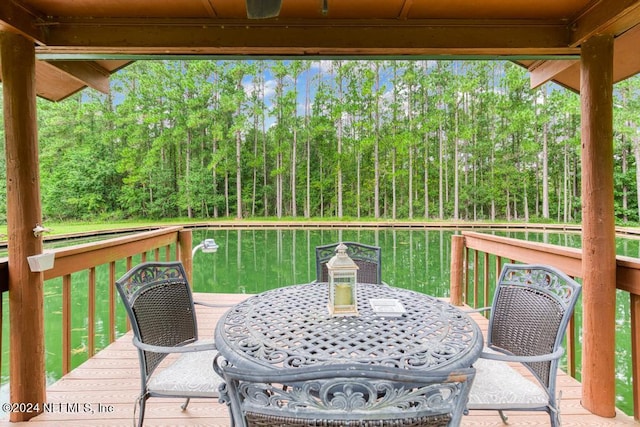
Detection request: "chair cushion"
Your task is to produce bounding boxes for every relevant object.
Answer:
[467,354,550,410]
[148,341,222,398]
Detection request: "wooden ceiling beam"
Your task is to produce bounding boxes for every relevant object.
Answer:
[0,0,46,43]
[46,61,110,94]
[529,59,577,89]
[571,0,640,46]
[398,0,414,20]
[40,19,576,55]
[529,21,640,91]
[34,61,86,101]
[611,23,640,83]
[200,0,219,18]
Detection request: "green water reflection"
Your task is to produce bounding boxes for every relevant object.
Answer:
[193,228,455,296]
[0,227,636,416]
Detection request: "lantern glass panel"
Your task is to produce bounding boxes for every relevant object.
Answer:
[327,243,359,316]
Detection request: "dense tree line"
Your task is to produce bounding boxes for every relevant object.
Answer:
[1,60,640,224]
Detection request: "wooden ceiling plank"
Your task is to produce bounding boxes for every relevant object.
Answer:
[42,20,574,54]
[0,0,46,43]
[46,61,110,94]
[571,0,640,45]
[530,59,578,89]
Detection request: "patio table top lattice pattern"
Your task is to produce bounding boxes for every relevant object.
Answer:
[215,282,483,372]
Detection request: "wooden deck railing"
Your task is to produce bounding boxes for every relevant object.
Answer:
[449,231,640,421]
[0,226,194,379]
[2,225,639,420]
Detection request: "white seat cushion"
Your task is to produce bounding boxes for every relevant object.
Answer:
[467,355,550,410]
[148,342,222,398]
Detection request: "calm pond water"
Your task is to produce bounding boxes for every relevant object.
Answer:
[0,227,637,416]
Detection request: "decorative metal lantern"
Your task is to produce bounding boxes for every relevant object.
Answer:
[327,243,359,316]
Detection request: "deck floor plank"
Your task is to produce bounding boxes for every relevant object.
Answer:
[1,292,635,426]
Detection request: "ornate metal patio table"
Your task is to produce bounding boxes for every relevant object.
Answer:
[215,282,483,373]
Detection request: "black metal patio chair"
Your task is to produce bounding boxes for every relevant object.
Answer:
[466,263,582,427]
[215,357,476,427]
[315,241,385,285]
[115,261,225,427]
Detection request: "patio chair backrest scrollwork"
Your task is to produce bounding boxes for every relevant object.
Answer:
[216,358,476,427]
[315,241,383,285]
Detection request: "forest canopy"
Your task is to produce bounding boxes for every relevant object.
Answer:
[1,60,639,224]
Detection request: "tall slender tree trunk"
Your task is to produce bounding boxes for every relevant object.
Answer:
[236,127,242,219]
[186,129,192,218]
[291,126,297,217]
[392,146,397,220]
[251,105,258,217]
[235,72,244,219]
[392,66,398,220]
[523,180,529,221]
[438,122,444,220]
[453,105,459,220]
[622,136,628,222]
[407,81,414,220]
[374,63,381,219]
[542,121,550,218]
[262,82,268,217]
[225,170,230,217]
[291,72,299,217]
[357,151,362,218]
[305,66,312,218]
[275,73,284,219]
[320,158,324,217]
[563,138,568,222]
[424,131,429,219]
[277,150,283,218]
[490,145,496,221]
[336,62,344,218]
[212,139,218,218]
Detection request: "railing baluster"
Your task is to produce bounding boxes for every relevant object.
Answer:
[483,252,489,310]
[473,250,479,308]
[88,267,95,357]
[62,274,71,375]
[109,261,116,344]
[125,256,132,331]
[464,246,470,305]
[567,314,576,378]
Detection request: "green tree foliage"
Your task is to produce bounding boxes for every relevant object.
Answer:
[4,60,639,224]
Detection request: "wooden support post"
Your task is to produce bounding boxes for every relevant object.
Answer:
[450,234,465,306]
[179,229,193,285]
[580,34,617,418]
[0,31,46,421]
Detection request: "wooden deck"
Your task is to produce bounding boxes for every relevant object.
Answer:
[1,292,636,426]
